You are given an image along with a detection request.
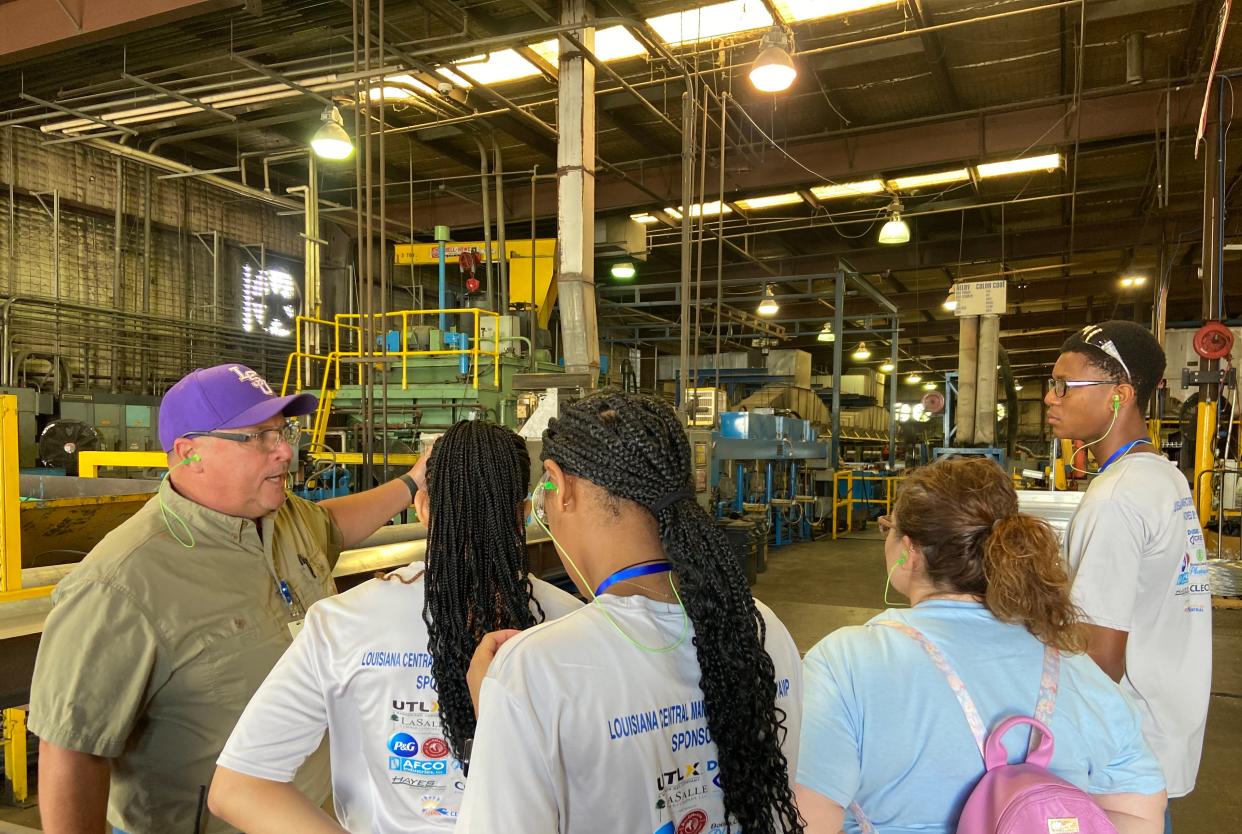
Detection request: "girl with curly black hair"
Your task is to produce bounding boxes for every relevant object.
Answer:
[210,420,581,834]
[457,391,804,834]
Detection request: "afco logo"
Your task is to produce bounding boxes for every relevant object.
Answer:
[388,757,449,775]
[388,733,419,758]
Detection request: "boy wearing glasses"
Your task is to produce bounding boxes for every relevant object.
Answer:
[29,364,423,834]
[1047,322,1210,831]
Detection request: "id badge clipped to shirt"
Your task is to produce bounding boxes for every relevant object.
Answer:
[277,579,307,640]
[287,618,306,640]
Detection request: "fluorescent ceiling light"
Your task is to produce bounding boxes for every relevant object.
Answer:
[530,26,647,64]
[735,192,803,210]
[437,50,540,87]
[888,169,969,190]
[647,0,772,46]
[772,0,897,24]
[810,179,885,200]
[630,213,659,225]
[664,202,733,219]
[976,153,1063,179]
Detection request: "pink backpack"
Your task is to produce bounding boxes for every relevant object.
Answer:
[849,622,1117,834]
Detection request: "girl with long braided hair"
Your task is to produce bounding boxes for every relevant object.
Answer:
[457,391,804,834]
[210,420,580,834]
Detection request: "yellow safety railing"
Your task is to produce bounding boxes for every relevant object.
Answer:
[1,396,30,802]
[281,309,503,451]
[77,450,170,479]
[831,471,905,540]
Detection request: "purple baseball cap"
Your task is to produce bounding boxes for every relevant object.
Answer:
[158,364,318,452]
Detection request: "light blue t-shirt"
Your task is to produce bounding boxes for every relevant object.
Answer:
[798,601,1164,834]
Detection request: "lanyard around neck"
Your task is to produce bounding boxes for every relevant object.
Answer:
[1098,437,1152,473]
[594,561,673,597]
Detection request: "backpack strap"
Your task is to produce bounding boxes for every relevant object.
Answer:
[847,621,987,834]
[1033,643,1060,724]
[873,620,988,753]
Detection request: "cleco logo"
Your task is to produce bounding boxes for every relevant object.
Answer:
[388,733,419,758]
[422,737,451,759]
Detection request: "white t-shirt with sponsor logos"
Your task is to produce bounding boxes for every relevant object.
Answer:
[216,561,582,833]
[1064,452,1212,798]
[456,595,802,834]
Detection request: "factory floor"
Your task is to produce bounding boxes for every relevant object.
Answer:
[2,529,1239,831]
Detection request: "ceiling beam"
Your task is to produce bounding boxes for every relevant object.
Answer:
[391,83,1208,230]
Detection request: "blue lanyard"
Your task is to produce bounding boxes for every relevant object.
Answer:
[594,561,673,597]
[1098,438,1152,473]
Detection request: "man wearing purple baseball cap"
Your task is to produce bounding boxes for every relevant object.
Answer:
[29,364,425,834]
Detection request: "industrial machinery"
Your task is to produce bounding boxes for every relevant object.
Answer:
[697,411,830,548]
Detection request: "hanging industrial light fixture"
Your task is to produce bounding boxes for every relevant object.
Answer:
[749,25,798,93]
[942,287,957,311]
[610,261,636,280]
[817,322,835,342]
[1013,381,1024,391]
[311,105,353,160]
[879,359,895,373]
[851,342,871,360]
[922,380,937,391]
[757,284,780,316]
[905,372,922,384]
[878,199,911,245]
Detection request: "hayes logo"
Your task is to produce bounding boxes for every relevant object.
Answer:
[677,810,708,834]
[422,737,451,759]
[388,733,419,757]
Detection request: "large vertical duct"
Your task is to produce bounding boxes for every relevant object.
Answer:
[956,315,979,444]
[494,137,508,314]
[1125,32,1145,86]
[975,313,1001,446]
[555,0,599,380]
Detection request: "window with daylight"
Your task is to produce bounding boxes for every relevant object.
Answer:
[242,264,299,338]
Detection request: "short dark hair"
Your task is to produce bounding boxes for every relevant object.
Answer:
[1059,321,1166,409]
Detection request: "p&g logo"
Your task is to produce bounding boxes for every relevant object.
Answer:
[388,733,420,758]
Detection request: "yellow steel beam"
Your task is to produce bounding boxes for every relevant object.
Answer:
[77,450,169,479]
[1195,400,1217,525]
[3,707,28,803]
[310,452,419,467]
[0,396,19,596]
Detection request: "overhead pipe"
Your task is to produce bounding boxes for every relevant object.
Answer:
[494,136,509,314]
[471,135,495,311]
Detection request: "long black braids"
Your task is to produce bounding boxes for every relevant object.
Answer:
[541,392,803,834]
[421,420,545,762]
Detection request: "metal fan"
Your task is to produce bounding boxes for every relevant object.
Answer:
[38,419,101,474]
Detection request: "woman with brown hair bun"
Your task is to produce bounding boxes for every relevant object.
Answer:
[796,457,1167,834]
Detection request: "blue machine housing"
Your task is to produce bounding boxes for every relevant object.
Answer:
[711,412,828,547]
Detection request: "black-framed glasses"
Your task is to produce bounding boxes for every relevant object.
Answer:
[1047,378,1115,399]
[184,420,300,452]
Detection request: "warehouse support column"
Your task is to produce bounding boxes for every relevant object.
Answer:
[1196,76,1226,524]
[555,0,599,381]
[975,314,1000,446]
[956,315,978,444]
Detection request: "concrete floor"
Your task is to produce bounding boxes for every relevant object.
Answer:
[754,529,1242,832]
[3,530,1238,831]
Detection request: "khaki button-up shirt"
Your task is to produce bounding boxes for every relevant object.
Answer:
[28,478,342,834]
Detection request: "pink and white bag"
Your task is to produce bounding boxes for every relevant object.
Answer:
[849,621,1117,834]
